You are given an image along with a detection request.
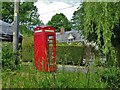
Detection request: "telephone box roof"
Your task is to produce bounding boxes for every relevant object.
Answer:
[34,26,55,31]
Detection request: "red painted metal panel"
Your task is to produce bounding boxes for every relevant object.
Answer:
[34,26,56,72]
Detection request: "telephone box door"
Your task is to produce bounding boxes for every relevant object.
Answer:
[46,34,56,71]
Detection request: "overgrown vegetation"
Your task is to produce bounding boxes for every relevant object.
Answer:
[101,67,120,89]
[22,36,34,62]
[2,1,120,89]
[2,42,14,70]
[2,34,120,89]
[2,63,106,88]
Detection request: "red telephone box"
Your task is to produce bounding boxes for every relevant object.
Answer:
[34,26,56,72]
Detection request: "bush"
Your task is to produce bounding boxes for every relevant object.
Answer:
[22,36,34,62]
[56,45,84,65]
[2,42,15,70]
[101,67,120,89]
[19,25,33,37]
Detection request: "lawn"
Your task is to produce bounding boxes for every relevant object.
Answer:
[2,63,106,88]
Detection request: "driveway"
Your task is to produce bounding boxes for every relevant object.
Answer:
[57,65,95,73]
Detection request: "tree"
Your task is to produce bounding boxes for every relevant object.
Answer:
[2,2,14,23]
[71,3,84,31]
[73,2,120,67]
[1,2,43,30]
[71,3,98,43]
[47,13,72,32]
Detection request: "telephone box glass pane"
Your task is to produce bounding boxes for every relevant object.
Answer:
[47,35,54,66]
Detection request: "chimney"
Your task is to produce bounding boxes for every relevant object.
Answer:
[60,26,65,35]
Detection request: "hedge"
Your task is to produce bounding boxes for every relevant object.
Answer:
[22,36,84,65]
[56,45,84,65]
[2,40,84,70]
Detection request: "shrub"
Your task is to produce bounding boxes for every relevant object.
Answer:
[22,36,34,62]
[2,42,15,70]
[101,67,120,89]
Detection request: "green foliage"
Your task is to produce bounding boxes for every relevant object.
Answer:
[0,2,2,14]
[47,13,72,32]
[56,45,84,65]
[2,42,15,70]
[101,67,120,89]
[2,2,14,23]
[22,36,34,62]
[2,2,43,28]
[19,25,33,36]
[56,42,83,46]
[19,2,44,28]
[72,2,120,67]
[83,2,120,66]
[83,2,119,50]
[71,3,84,31]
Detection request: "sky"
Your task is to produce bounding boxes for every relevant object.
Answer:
[34,0,82,24]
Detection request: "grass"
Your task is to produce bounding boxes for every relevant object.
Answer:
[2,40,107,88]
[2,62,106,88]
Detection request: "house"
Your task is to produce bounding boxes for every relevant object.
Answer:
[56,28,100,66]
[0,20,22,43]
[56,29,84,44]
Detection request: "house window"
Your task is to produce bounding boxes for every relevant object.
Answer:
[67,34,74,44]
